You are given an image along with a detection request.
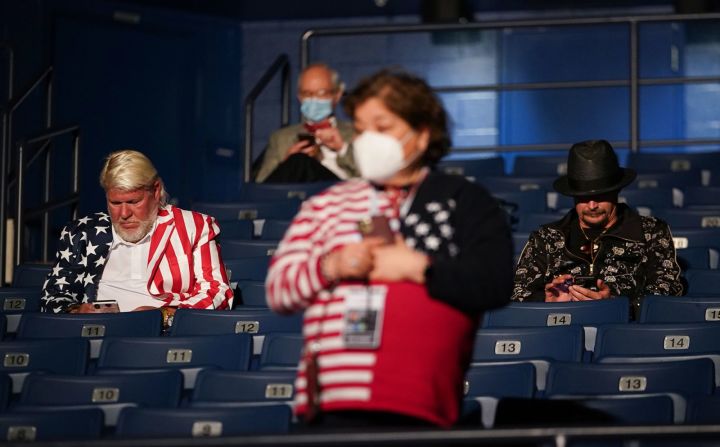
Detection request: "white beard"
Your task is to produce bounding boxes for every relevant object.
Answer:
[112,209,158,243]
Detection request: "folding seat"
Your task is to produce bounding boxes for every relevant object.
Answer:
[512,232,531,254]
[512,155,568,177]
[685,396,720,424]
[494,190,548,214]
[626,151,720,177]
[238,181,334,201]
[684,269,720,295]
[675,246,719,270]
[684,186,720,210]
[654,209,720,229]
[629,171,702,190]
[0,338,88,392]
[482,297,630,352]
[515,212,563,233]
[545,359,714,422]
[639,295,720,323]
[618,187,678,210]
[462,363,535,428]
[221,240,279,259]
[224,257,270,284]
[471,326,584,392]
[17,370,182,425]
[672,229,720,252]
[115,405,291,438]
[256,219,292,240]
[593,323,720,387]
[171,308,302,356]
[0,407,103,441]
[0,288,42,333]
[0,373,10,411]
[436,156,505,181]
[234,280,267,307]
[217,219,254,239]
[191,369,295,406]
[481,176,555,193]
[16,310,163,358]
[96,334,253,388]
[551,395,676,425]
[259,333,304,370]
[12,263,52,288]
[193,200,301,221]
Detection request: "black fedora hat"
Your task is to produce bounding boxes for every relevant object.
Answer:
[553,140,636,196]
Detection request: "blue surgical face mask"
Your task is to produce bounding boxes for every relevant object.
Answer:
[301,98,333,122]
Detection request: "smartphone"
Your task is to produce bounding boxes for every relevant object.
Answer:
[574,275,598,291]
[358,215,395,245]
[92,300,120,313]
[297,132,316,145]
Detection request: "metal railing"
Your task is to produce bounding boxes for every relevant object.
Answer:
[0,42,14,105]
[243,54,291,182]
[15,125,80,265]
[300,11,720,155]
[0,65,54,285]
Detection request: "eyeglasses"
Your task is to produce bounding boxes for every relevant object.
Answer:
[298,88,336,99]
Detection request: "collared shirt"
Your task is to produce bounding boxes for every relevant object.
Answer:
[96,220,160,312]
[319,143,350,179]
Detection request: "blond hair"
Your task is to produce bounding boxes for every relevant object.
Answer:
[99,149,168,206]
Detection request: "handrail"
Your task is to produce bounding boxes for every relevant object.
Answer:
[15,125,79,265]
[243,54,291,183]
[0,65,53,284]
[300,11,720,155]
[0,42,14,103]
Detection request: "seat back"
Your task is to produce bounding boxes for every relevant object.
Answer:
[192,370,295,403]
[630,171,702,189]
[238,182,333,201]
[672,229,720,252]
[654,209,720,229]
[12,263,52,288]
[481,176,555,193]
[0,338,88,392]
[259,332,304,370]
[437,157,505,180]
[224,257,270,283]
[115,405,291,438]
[684,186,720,209]
[675,246,719,270]
[686,396,720,424]
[193,201,301,221]
[512,156,568,177]
[256,219,292,240]
[172,309,301,337]
[0,408,103,441]
[16,310,162,339]
[217,220,254,239]
[234,280,267,307]
[494,190,548,214]
[221,240,279,259]
[464,363,535,399]
[684,269,720,296]
[627,151,720,174]
[473,326,584,363]
[640,295,720,323]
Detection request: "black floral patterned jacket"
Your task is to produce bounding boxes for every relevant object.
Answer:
[512,204,683,314]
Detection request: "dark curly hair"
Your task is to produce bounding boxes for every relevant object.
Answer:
[343,70,451,167]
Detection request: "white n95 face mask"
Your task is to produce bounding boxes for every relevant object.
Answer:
[353,131,414,183]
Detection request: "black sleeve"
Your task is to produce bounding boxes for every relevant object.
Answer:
[424,181,514,315]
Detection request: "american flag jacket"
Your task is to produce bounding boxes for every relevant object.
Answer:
[41,205,233,313]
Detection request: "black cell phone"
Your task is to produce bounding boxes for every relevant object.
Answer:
[574,275,598,291]
[297,132,315,145]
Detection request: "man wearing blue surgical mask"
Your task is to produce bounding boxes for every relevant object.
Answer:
[255,63,357,183]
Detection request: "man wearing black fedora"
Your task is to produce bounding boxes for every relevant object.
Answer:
[512,140,683,316]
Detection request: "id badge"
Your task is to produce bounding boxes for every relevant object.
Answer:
[343,285,387,349]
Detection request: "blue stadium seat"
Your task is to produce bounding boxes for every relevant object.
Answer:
[0,408,103,441]
[676,247,719,270]
[515,212,563,233]
[192,370,295,404]
[18,370,183,425]
[256,219,292,240]
[686,396,720,424]
[629,171,702,189]
[482,298,630,352]
[234,280,267,307]
[640,295,720,323]
[654,209,720,229]
[0,338,88,392]
[238,181,333,201]
[481,176,555,193]
[512,155,567,177]
[193,201,301,221]
[552,395,675,425]
[259,332,303,370]
[462,363,535,428]
[684,186,720,210]
[626,151,720,176]
[16,310,163,358]
[224,257,270,283]
[684,270,720,295]
[494,190,548,214]
[171,309,302,357]
[672,229,720,252]
[217,219,254,239]
[0,317,5,341]
[96,334,253,388]
[0,288,42,333]
[472,326,584,392]
[12,263,52,288]
[0,373,10,411]
[437,157,505,180]
[512,232,530,254]
[222,240,279,258]
[593,323,720,387]
[115,405,291,438]
[554,188,677,215]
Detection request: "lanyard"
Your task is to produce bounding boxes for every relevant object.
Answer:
[368,168,427,219]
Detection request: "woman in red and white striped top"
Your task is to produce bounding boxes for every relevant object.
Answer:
[266,70,513,428]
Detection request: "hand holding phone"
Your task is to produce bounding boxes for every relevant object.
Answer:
[358,216,395,245]
[573,275,599,292]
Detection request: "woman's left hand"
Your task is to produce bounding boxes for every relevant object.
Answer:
[369,235,429,283]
